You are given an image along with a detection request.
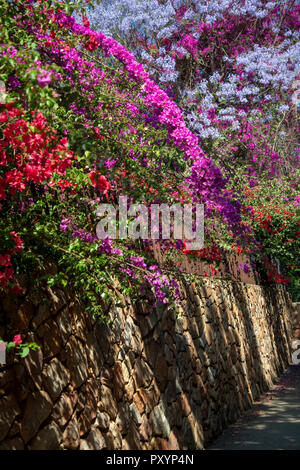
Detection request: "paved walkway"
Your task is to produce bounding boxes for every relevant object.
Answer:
[208,365,300,450]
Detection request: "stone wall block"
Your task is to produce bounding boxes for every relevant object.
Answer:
[28,422,62,450]
[20,390,52,444]
[65,336,89,388]
[150,399,171,439]
[42,358,70,400]
[80,427,106,450]
[51,393,74,428]
[62,418,80,449]
[0,394,21,441]
[99,385,118,421]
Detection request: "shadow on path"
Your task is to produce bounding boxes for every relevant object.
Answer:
[207,365,300,450]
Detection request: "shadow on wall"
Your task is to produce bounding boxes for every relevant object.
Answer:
[291,302,300,340]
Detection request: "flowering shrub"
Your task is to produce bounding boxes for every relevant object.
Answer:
[241,180,299,291]
[0,0,298,355]
[87,0,299,294]
[0,105,75,198]
[0,0,199,326]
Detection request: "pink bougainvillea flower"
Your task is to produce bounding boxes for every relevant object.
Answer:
[13,334,22,345]
[37,69,52,88]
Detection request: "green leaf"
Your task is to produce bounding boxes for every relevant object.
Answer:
[18,347,30,358]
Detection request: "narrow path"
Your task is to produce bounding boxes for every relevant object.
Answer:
[208,365,300,450]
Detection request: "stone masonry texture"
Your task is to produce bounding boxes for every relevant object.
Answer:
[0,276,293,450]
[291,303,300,340]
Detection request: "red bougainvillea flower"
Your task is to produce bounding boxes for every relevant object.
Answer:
[0,232,24,289]
[13,334,22,346]
[0,106,75,198]
[82,16,90,28]
[89,171,111,193]
[264,260,290,285]
[0,254,11,267]
[85,34,98,51]
[12,285,22,295]
[94,128,105,140]
[232,244,243,255]
[10,231,24,254]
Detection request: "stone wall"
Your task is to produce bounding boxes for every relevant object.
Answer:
[291,303,300,340]
[0,276,293,450]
